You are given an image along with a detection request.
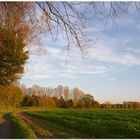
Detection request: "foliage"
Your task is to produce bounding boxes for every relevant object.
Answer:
[77,99,85,108]
[26,109,140,138]
[66,99,74,108]
[92,100,100,108]
[22,95,36,107]
[22,95,56,108]
[0,3,30,85]
[0,27,28,85]
[53,97,61,107]
[0,85,23,107]
[77,95,100,109]
[41,96,56,107]
[9,113,36,138]
[59,96,67,108]
[21,94,100,109]
[132,102,140,108]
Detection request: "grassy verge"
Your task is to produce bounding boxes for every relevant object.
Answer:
[9,113,36,138]
[0,113,4,123]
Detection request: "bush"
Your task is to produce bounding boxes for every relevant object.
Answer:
[92,101,100,108]
[22,95,36,107]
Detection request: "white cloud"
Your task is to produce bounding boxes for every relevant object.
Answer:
[22,37,140,81]
[22,46,109,80]
[22,13,140,81]
[87,43,140,65]
[126,47,140,54]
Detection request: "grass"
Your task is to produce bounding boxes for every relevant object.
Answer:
[0,113,4,123]
[9,113,36,138]
[0,113,4,137]
[26,109,140,138]
[23,112,88,138]
[1,108,140,138]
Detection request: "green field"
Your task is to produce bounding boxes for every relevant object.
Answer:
[0,109,140,138]
[26,109,140,138]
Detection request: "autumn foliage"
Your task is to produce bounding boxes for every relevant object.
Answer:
[0,85,23,107]
[0,3,30,85]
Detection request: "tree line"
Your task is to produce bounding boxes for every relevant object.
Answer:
[101,101,140,109]
[21,94,100,109]
[0,84,139,109]
[0,84,100,109]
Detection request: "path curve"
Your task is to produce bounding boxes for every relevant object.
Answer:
[0,113,12,138]
[18,113,53,138]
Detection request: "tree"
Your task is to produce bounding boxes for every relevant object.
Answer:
[133,102,140,108]
[35,2,140,51]
[59,96,67,108]
[0,85,23,107]
[82,94,94,108]
[73,88,81,102]
[32,95,42,106]
[67,99,73,108]
[64,86,69,101]
[91,100,100,108]
[103,101,112,108]
[1,2,139,52]
[53,96,61,107]
[0,27,28,85]
[77,99,85,108]
[22,95,35,107]
[0,3,30,85]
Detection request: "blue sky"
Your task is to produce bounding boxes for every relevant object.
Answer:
[21,4,140,103]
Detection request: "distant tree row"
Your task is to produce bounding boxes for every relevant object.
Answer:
[1,84,139,109]
[101,101,140,109]
[21,95,100,109]
[0,84,100,109]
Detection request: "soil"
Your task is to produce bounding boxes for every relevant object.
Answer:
[18,113,53,138]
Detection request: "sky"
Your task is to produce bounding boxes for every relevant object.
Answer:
[20,3,140,104]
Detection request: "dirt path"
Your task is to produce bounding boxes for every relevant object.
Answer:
[0,113,12,138]
[17,113,54,138]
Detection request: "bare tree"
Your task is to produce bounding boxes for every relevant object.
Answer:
[1,2,140,52]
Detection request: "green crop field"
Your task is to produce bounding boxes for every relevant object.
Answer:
[26,109,140,138]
